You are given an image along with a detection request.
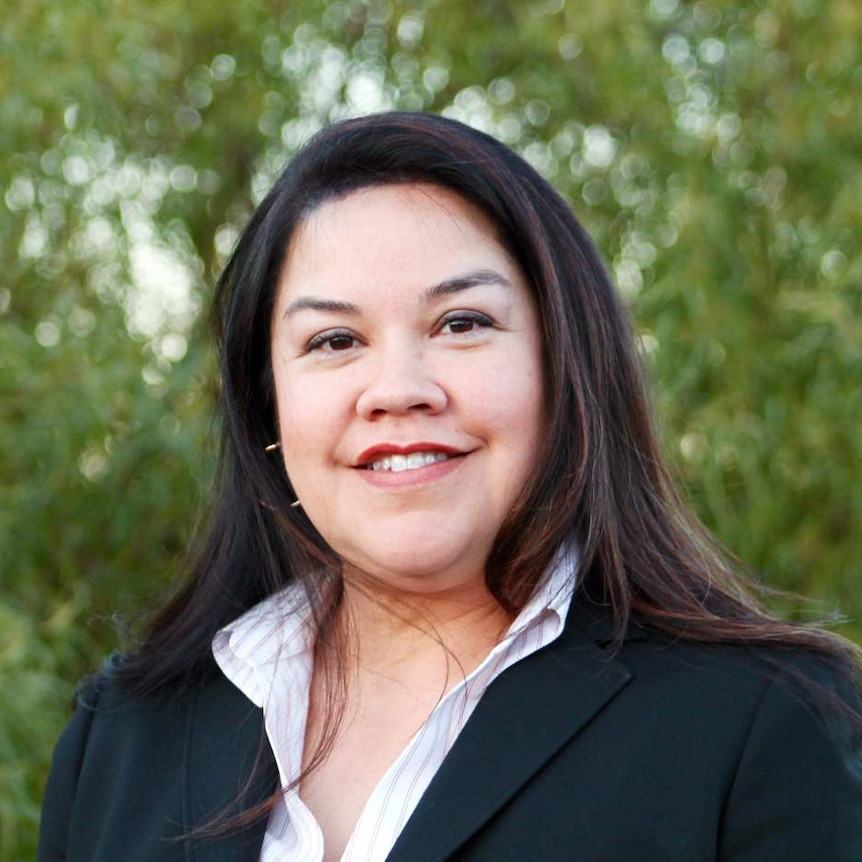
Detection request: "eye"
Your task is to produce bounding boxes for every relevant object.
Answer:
[437,311,494,336]
[306,329,360,353]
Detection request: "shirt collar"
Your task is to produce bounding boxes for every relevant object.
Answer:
[212,583,314,707]
[504,540,578,640]
[212,541,578,705]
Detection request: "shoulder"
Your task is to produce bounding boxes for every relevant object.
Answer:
[39,662,267,862]
[567,597,860,721]
[698,647,862,859]
[617,630,862,858]
[563,596,862,790]
[52,657,262,765]
[41,663,203,823]
[609,622,860,737]
[550,604,862,857]
[629,623,858,707]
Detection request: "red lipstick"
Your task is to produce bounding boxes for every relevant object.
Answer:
[355,442,463,467]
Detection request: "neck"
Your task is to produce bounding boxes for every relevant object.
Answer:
[339,571,512,678]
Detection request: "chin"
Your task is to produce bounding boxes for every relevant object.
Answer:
[341,545,489,594]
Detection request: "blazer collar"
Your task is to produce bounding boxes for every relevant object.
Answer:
[385,594,640,862]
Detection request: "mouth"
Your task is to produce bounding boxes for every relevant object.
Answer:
[365,451,452,472]
[355,443,464,473]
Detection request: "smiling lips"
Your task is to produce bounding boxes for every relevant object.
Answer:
[367,451,451,472]
[356,444,462,473]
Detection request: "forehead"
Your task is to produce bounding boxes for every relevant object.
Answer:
[303,181,498,233]
[280,183,512,285]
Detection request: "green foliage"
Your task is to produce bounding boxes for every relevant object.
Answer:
[1,0,859,856]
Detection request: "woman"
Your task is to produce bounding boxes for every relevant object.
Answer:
[40,112,862,861]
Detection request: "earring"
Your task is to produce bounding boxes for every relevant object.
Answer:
[263,441,298,507]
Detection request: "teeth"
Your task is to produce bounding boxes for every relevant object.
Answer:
[369,451,450,472]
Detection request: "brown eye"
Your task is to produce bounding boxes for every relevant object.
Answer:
[327,334,356,350]
[439,311,494,336]
[306,329,360,353]
[447,318,475,334]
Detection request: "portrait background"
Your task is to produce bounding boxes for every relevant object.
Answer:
[2,1,860,858]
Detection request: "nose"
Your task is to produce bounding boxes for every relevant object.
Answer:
[355,341,447,420]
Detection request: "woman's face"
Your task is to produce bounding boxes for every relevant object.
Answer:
[271,183,546,594]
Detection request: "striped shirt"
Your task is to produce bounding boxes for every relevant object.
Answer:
[212,547,576,862]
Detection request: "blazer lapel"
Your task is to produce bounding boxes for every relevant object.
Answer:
[183,675,278,862]
[385,598,638,862]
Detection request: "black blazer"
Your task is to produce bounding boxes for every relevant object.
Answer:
[39,598,862,861]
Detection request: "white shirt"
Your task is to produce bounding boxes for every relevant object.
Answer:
[212,547,576,862]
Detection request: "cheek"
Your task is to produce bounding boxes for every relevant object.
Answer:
[465,360,546,489]
[501,358,546,468]
[477,351,545,431]
[273,374,338,469]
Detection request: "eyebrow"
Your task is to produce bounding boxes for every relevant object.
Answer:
[422,268,512,300]
[282,297,361,318]
[282,268,511,319]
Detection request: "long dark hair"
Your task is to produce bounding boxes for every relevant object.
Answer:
[118,111,860,703]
